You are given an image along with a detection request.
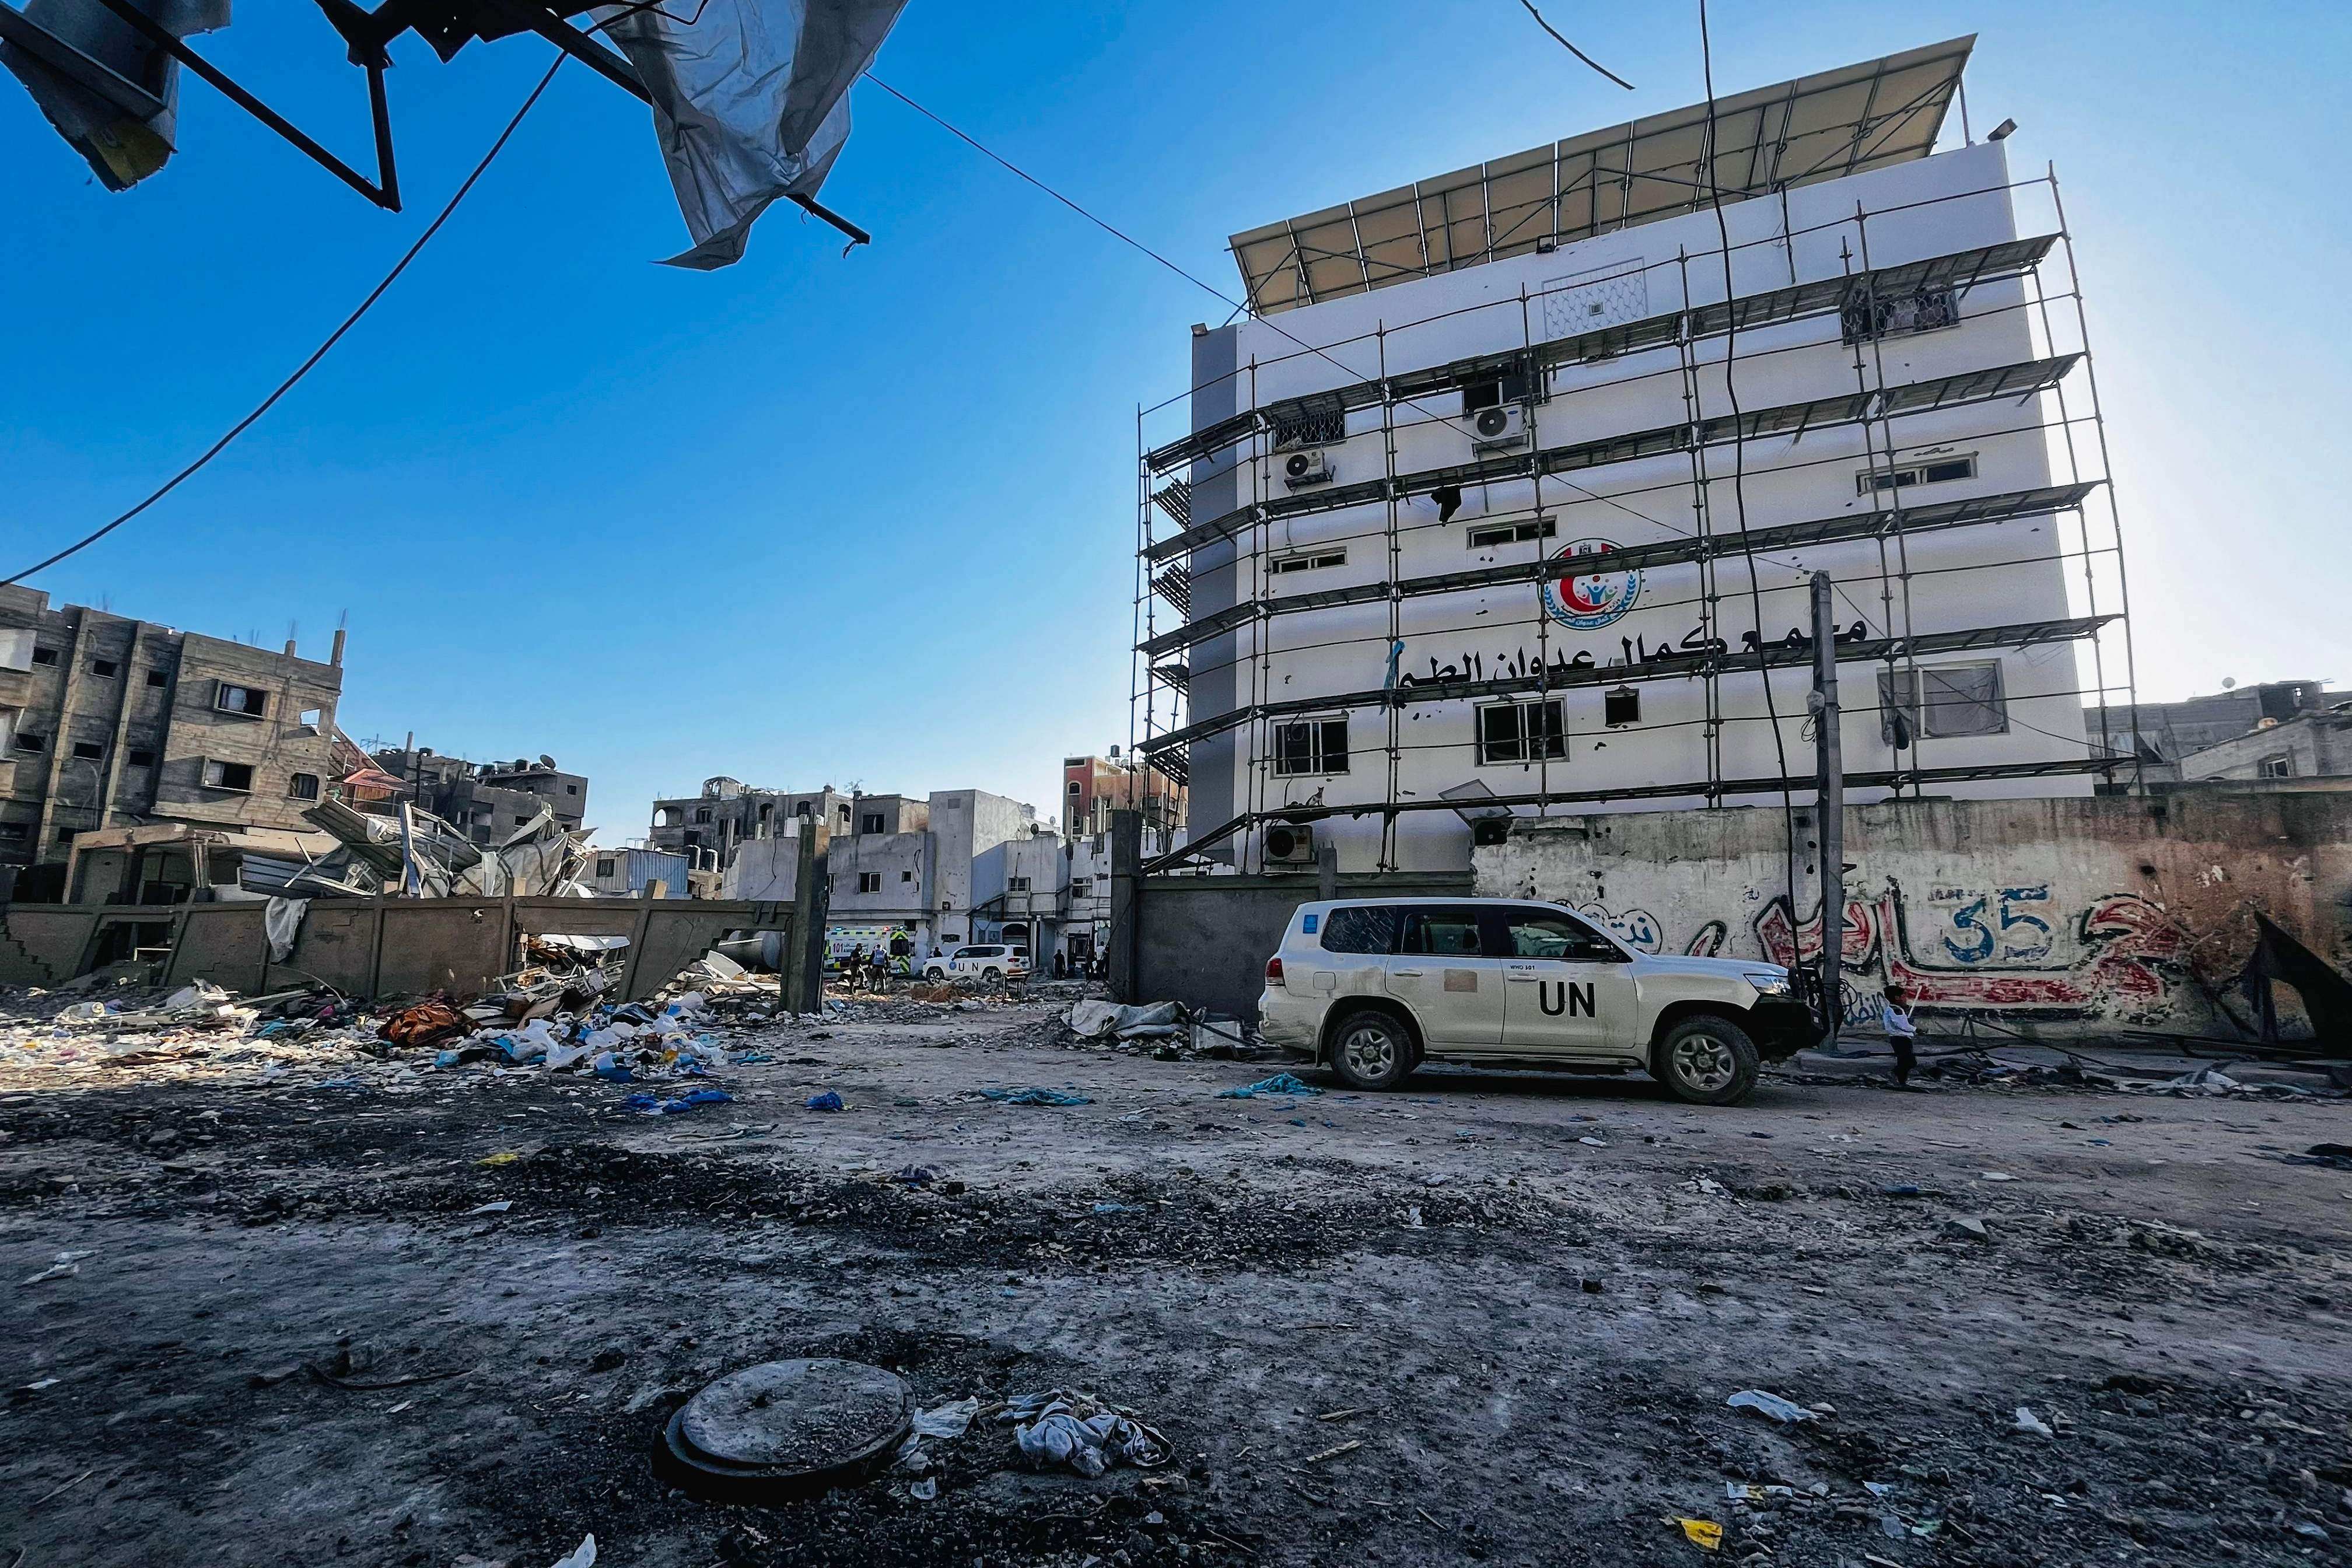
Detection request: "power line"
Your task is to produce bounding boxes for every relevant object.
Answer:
[3,54,568,587]
[1515,0,1636,90]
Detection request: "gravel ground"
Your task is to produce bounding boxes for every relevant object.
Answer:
[3,993,2349,1567]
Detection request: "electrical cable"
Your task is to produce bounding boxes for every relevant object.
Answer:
[1514,0,1636,90]
[4,54,567,586]
[1696,0,1803,952]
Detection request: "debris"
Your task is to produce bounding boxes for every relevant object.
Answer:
[1215,1072,1322,1099]
[377,1000,471,1051]
[1304,1438,1361,1464]
[477,1152,522,1168]
[1002,1391,1170,1478]
[1726,1390,1818,1424]
[2013,1405,2054,1437]
[20,1251,88,1286]
[979,1087,1092,1106]
[1943,1216,1993,1243]
[1068,999,1185,1040]
[1578,1136,1608,1147]
[624,1088,734,1116]
[805,1091,846,1112]
[909,1476,937,1501]
[467,1200,513,1216]
[1882,1184,1923,1198]
[1317,1408,1364,1422]
[1091,1201,1142,1215]
[548,1535,597,1568]
[1675,1517,1724,1550]
[910,1396,982,1439]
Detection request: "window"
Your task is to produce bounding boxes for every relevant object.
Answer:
[1460,370,1531,414]
[2259,754,2294,779]
[145,668,169,688]
[1478,699,1566,765]
[55,827,74,845]
[901,869,914,883]
[1007,876,1032,892]
[514,816,530,826]
[860,812,884,834]
[682,831,702,848]
[1604,686,1640,727]
[286,772,321,802]
[858,872,883,893]
[90,659,117,678]
[1857,454,1976,496]
[1268,396,1345,449]
[1467,518,1556,549]
[693,807,713,824]
[201,760,255,792]
[1270,548,1345,575]
[1070,877,1093,898]
[127,749,155,768]
[12,732,45,754]
[0,822,24,842]
[596,857,617,877]
[1878,662,2008,741]
[1321,905,1399,955]
[1273,718,1349,776]
[836,806,851,827]
[214,682,267,716]
[71,741,104,761]
[31,647,58,667]
[1401,907,1485,957]
[566,785,578,796]
[1067,781,1083,796]
[1502,907,1621,963]
[793,802,813,818]
[1842,286,1959,344]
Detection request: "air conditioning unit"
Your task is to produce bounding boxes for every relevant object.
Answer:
[1263,822,1318,866]
[1470,404,1528,453]
[1280,448,1335,489]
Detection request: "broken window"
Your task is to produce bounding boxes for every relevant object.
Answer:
[2260,754,2294,779]
[31,647,58,667]
[901,870,914,883]
[71,741,104,761]
[286,773,321,802]
[296,708,323,734]
[1007,876,1032,892]
[1604,686,1641,727]
[694,807,713,824]
[0,822,25,842]
[90,659,118,678]
[145,668,169,688]
[1841,286,1959,344]
[858,872,882,893]
[1856,454,1976,496]
[127,749,155,768]
[214,682,267,716]
[13,732,46,754]
[596,857,617,877]
[1272,718,1349,776]
[860,812,884,834]
[201,759,255,792]
[1069,878,1092,898]
[1878,662,2007,741]
[1478,699,1567,765]
[1467,518,1556,548]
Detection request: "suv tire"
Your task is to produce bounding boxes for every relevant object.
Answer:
[1656,1013,1761,1105]
[982,967,1002,982]
[1326,1008,1416,1091]
[923,967,944,981]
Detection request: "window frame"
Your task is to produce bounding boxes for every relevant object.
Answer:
[201,758,256,793]
[2259,754,2294,779]
[1492,905,1626,964]
[1856,452,1978,498]
[1319,905,1401,956]
[1269,548,1346,576]
[1466,517,1556,549]
[1398,905,1489,958]
[1878,660,2010,741]
[1477,698,1567,765]
[1272,716,1350,778]
[212,681,269,718]
[857,871,883,893]
[286,772,321,802]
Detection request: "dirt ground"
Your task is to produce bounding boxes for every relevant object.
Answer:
[4,990,2350,1568]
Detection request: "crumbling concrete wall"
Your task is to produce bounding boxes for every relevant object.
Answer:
[1474,788,2352,1040]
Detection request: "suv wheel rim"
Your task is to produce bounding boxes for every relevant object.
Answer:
[1340,1021,1396,1080]
[1673,1032,1736,1093]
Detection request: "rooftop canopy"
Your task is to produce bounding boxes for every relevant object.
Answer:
[1228,36,1975,317]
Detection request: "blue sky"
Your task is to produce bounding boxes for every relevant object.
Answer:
[4,2,2346,841]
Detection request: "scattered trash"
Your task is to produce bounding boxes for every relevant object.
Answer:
[1578,1136,1608,1147]
[477,1151,522,1168]
[1881,1184,1924,1198]
[909,1476,937,1501]
[980,1087,1092,1106]
[548,1534,597,1568]
[2013,1405,2054,1437]
[1675,1517,1724,1550]
[20,1250,89,1286]
[467,1200,513,1216]
[1980,1171,2017,1182]
[1215,1072,1322,1099]
[378,1000,471,1051]
[1067,999,1185,1040]
[1727,1390,1818,1424]
[805,1091,846,1112]
[1304,1438,1361,1464]
[1726,1482,1797,1501]
[624,1088,734,1116]
[1091,1201,1142,1215]
[911,1396,982,1439]
[893,1165,938,1186]
[1003,1391,1170,1478]
[1943,1216,1993,1243]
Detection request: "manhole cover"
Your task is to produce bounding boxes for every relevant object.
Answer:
[658,1359,912,1501]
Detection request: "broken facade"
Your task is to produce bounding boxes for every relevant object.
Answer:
[368,744,590,843]
[0,584,345,894]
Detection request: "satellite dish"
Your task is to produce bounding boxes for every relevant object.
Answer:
[2221,677,2237,690]
[539,754,557,769]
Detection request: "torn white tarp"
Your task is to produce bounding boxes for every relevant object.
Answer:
[0,0,229,190]
[594,0,908,270]
[263,895,304,963]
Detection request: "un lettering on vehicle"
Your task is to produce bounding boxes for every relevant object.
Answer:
[1538,980,1595,1017]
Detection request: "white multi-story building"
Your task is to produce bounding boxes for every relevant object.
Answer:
[1135,38,2133,874]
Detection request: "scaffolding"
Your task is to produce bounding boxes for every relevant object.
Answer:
[1130,90,2138,878]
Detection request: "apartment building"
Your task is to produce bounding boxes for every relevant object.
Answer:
[370,744,591,841]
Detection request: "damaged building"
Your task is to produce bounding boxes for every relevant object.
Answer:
[0,584,346,898]
[369,741,590,841]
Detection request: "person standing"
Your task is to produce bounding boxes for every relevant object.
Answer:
[1880,984,1919,1086]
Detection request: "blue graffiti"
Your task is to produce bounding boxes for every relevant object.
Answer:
[1937,885,2057,965]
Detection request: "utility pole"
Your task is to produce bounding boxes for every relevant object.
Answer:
[1810,572,1845,1049]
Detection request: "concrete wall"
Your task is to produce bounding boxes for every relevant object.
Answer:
[0,894,806,1004]
[1473,789,2352,1040]
[2180,715,2352,783]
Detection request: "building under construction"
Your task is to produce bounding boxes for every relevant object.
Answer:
[1132,37,2137,874]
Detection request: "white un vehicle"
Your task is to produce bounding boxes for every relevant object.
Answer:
[1257,898,1812,1105]
[921,943,1027,983]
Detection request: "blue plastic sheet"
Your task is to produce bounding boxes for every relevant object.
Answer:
[1216,1073,1322,1099]
[806,1090,845,1112]
[980,1087,1091,1107]
[624,1088,734,1116]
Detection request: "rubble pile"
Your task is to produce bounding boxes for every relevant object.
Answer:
[258,795,593,900]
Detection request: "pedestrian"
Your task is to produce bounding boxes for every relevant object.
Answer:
[1880,984,1919,1086]
[1052,950,1067,980]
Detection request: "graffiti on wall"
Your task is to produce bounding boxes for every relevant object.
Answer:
[1754,878,2192,1021]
